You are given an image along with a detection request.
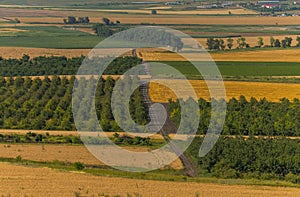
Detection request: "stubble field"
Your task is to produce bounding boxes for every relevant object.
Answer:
[137,48,300,62]
[0,143,183,169]
[149,80,300,102]
[0,162,299,197]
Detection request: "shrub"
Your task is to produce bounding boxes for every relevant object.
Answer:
[74,162,85,170]
[285,172,300,184]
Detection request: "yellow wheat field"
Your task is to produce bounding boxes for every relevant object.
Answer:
[137,48,300,62]
[0,47,90,59]
[149,80,300,102]
[0,162,299,197]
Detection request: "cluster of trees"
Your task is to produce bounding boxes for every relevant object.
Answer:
[206,37,249,50]
[169,96,300,136]
[93,18,122,37]
[63,16,90,24]
[0,55,142,76]
[112,133,151,146]
[114,28,184,52]
[0,76,148,131]
[270,36,294,48]
[0,132,82,144]
[206,36,300,50]
[102,17,121,26]
[187,136,300,183]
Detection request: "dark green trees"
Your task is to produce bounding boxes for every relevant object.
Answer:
[169,96,300,136]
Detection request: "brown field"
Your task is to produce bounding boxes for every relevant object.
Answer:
[137,48,300,62]
[0,162,299,197]
[149,80,300,102]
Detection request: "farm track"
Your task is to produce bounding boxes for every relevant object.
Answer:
[140,61,198,177]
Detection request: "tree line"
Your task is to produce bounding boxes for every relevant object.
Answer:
[0,55,142,76]
[206,36,300,50]
[63,16,90,24]
[187,136,300,183]
[168,96,300,136]
[0,76,148,131]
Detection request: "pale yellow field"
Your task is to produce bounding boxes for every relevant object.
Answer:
[0,162,299,197]
[137,48,300,62]
[98,16,300,25]
[149,80,300,102]
[0,144,183,169]
[76,8,257,15]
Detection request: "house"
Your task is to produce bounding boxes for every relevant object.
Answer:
[257,0,280,8]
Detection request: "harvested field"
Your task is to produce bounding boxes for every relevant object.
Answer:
[0,47,139,58]
[0,162,299,196]
[149,80,300,102]
[74,8,257,15]
[2,12,300,25]
[0,144,183,169]
[97,16,300,25]
[137,48,300,62]
[211,49,300,62]
[0,47,89,58]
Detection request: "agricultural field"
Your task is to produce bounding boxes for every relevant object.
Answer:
[150,61,300,77]
[0,2,300,196]
[0,26,101,48]
[63,8,258,15]
[0,47,90,58]
[1,162,300,197]
[0,143,182,169]
[149,80,300,102]
[138,48,300,62]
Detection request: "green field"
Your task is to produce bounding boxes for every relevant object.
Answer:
[150,61,300,79]
[0,26,101,48]
[175,25,300,38]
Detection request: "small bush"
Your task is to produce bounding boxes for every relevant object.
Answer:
[74,162,85,170]
[16,155,22,162]
[285,172,300,184]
